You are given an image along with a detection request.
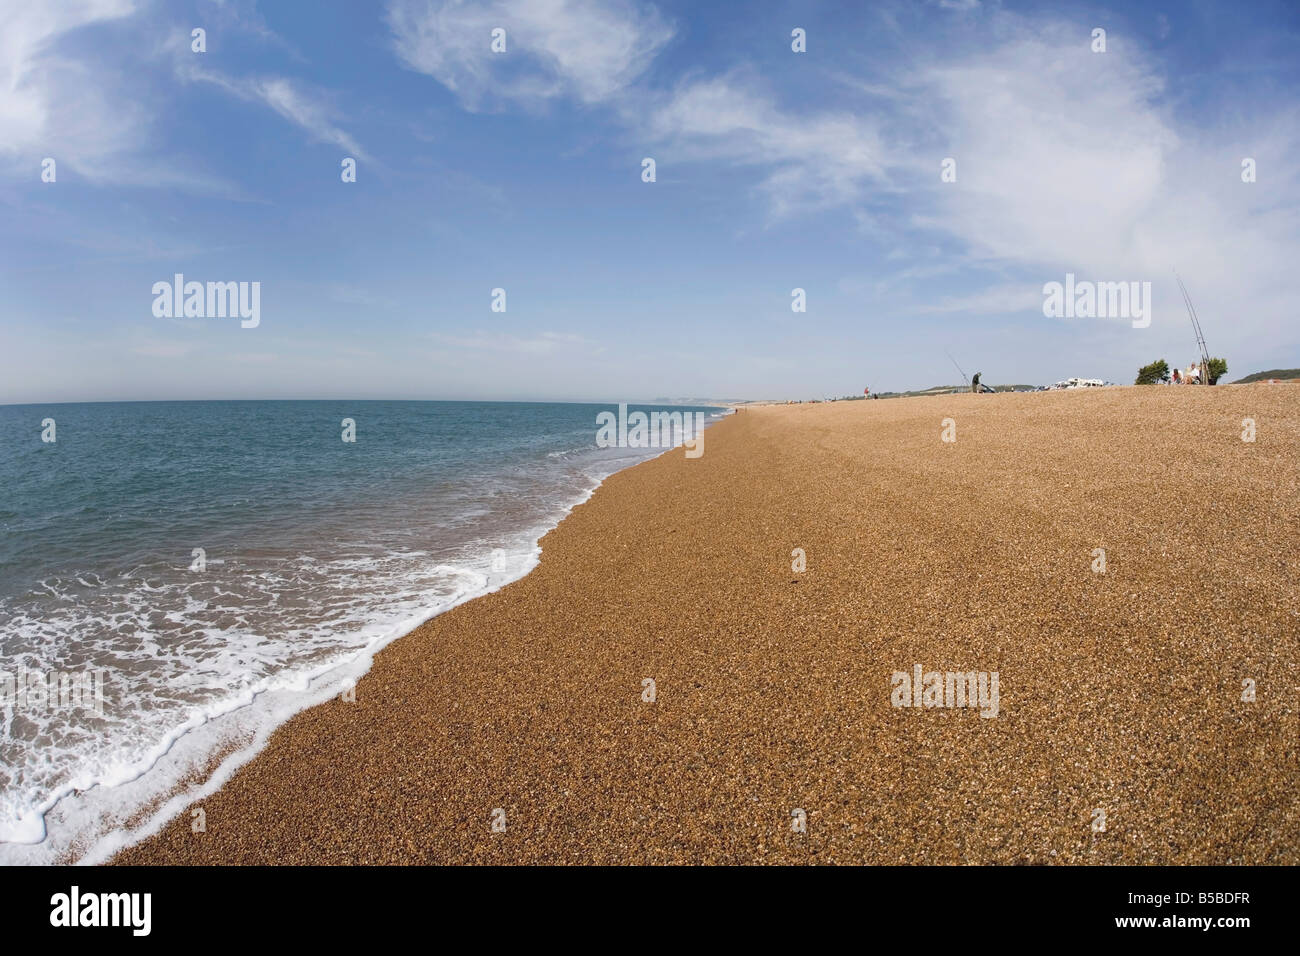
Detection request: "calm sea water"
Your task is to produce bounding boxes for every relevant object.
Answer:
[0,400,722,861]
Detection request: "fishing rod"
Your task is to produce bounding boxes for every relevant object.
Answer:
[944,349,969,389]
[1173,269,1212,384]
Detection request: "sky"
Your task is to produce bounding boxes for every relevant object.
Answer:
[1,0,1297,403]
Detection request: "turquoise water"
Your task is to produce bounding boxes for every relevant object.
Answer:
[0,400,722,859]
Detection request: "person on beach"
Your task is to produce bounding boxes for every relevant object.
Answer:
[1172,368,1182,385]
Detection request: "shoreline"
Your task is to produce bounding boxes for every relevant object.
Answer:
[114,388,1298,864]
[4,420,716,865]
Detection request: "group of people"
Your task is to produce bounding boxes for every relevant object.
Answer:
[1170,362,1203,385]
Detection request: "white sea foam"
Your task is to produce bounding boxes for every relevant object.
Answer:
[0,423,720,865]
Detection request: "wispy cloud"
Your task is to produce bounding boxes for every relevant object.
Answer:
[0,0,142,177]
[380,0,1299,352]
[178,63,368,159]
[198,0,302,56]
[644,6,1295,346]
[892,17,1299,342]
[642,71,893,218]
[0,0,294,194]
[2,2,366,183]
[386,0,675,109]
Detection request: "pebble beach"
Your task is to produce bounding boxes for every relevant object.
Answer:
[113,385,1299,865]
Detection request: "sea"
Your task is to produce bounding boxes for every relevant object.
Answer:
[0,400,724,863]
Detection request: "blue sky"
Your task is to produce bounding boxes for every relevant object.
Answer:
[2,0,1297,402]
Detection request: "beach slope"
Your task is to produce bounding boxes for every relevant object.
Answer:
[115,386,1299,864]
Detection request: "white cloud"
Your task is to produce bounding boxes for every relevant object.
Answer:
[894,19,1299,349]
[384,1,887,215]
[0,0,141,176]
[1,1,366,183]
[381,0,1298,356]
[386,0,674,109]
[179,63,368,159]
[252,77,366,158]
[910,24,1179,275]
[642,12,1296,351]
[642,73,891,217]
[198,0,292,50]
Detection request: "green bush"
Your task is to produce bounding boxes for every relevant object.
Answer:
[1206,357,1228,385]
[1135,359,1169,385]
